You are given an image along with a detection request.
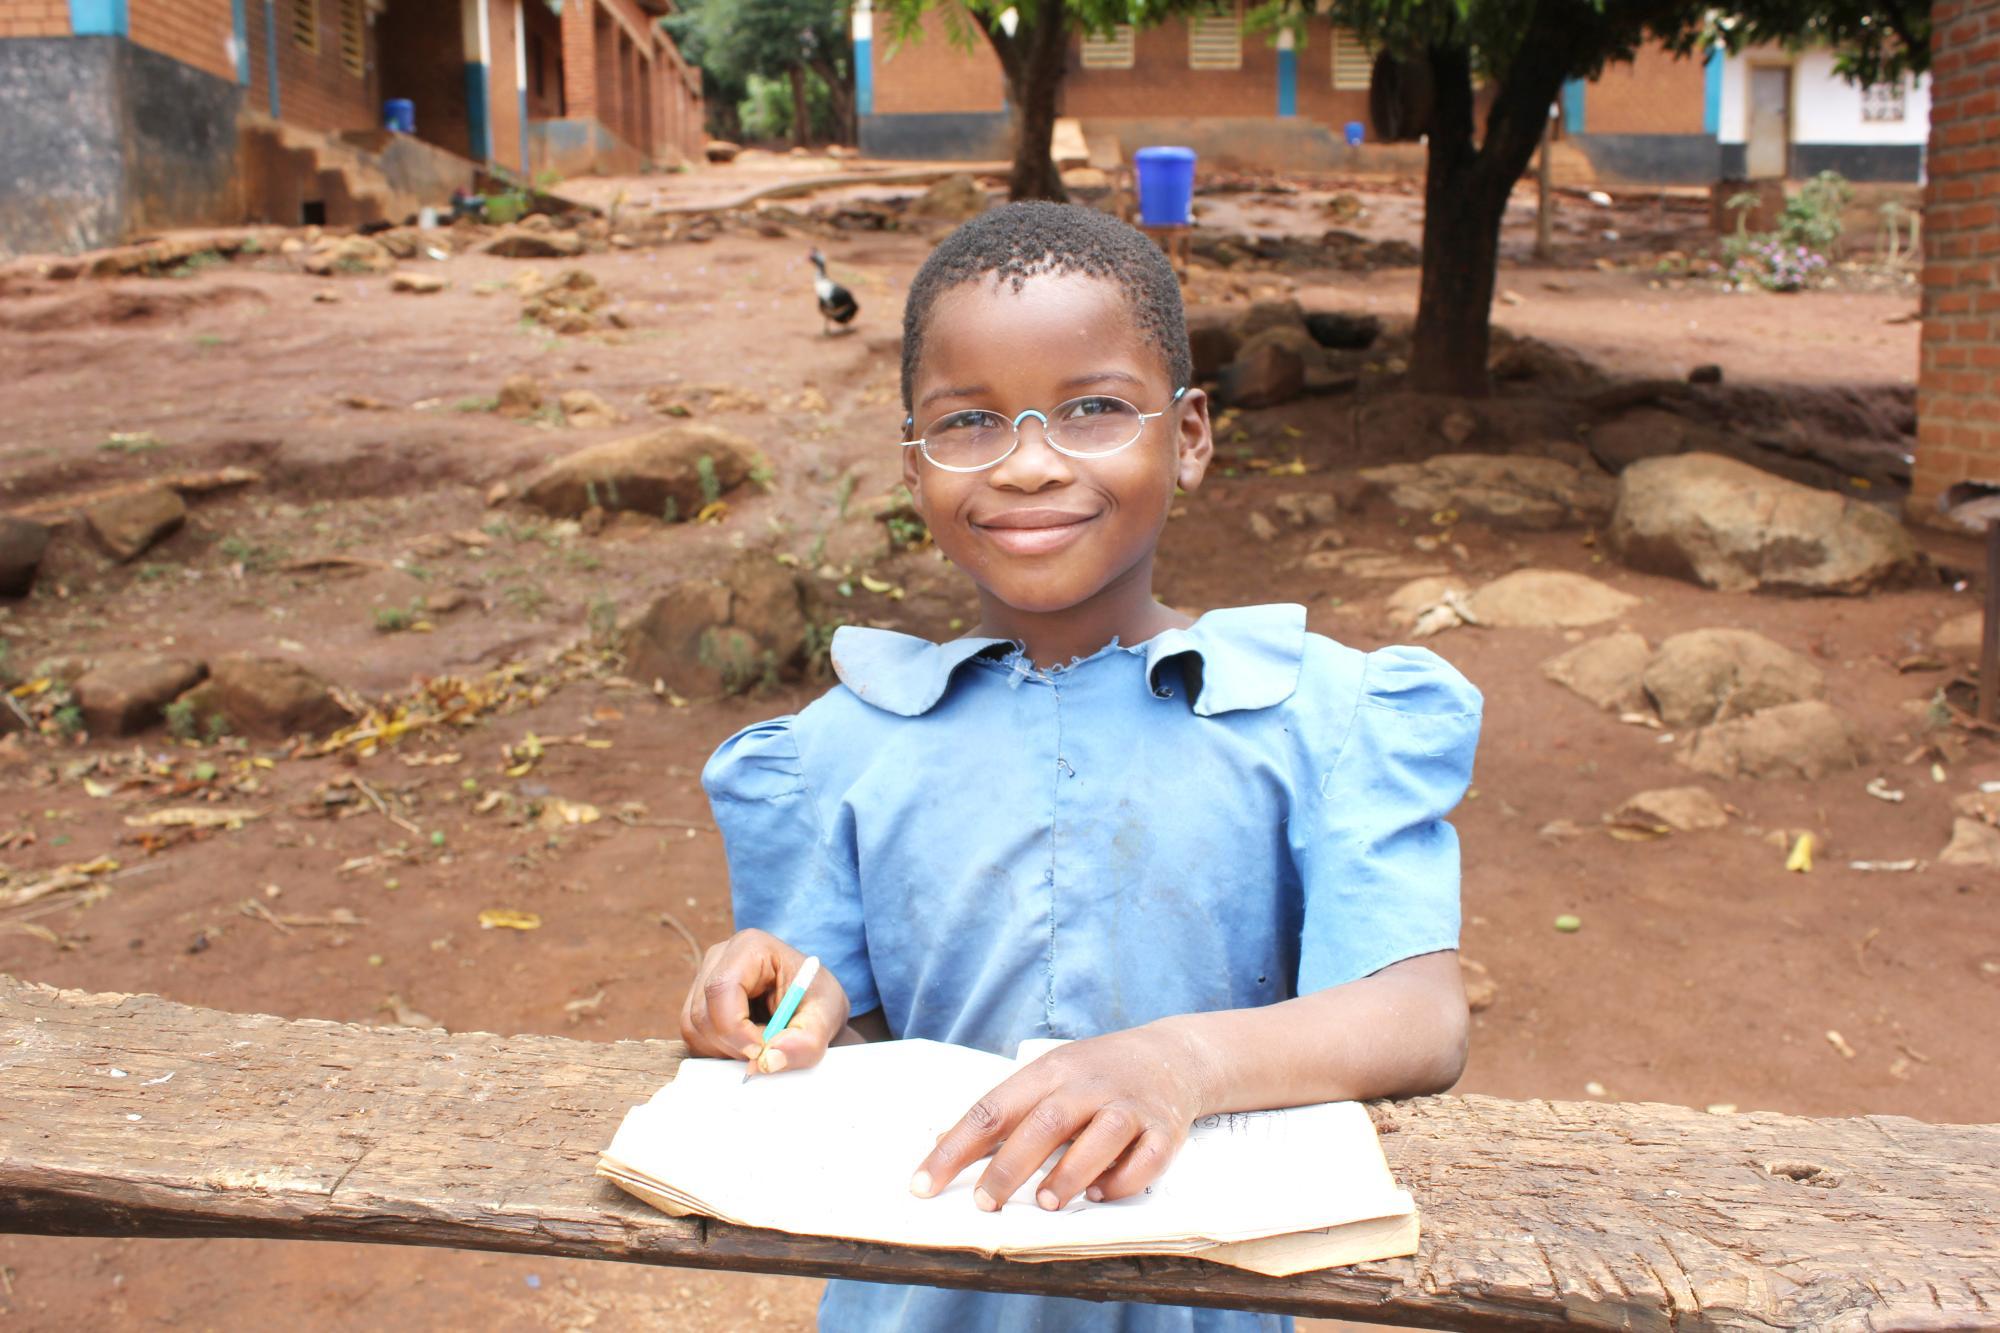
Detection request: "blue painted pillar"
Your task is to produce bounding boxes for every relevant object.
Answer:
[1560,78,1586,134]
[263,0,281,117]
[67,0,127,34]
[1275,28,1297,117]
[513,0,530,173]
[230,0,250,83]
[1702,43,1723,135]
[853,0,873,117]
[463,0,493,163]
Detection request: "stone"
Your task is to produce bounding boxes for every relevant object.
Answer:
[1272,492,1342,528]
[1460,958,1497,1012]
[623,556,809,696]
[1385,576,1470,628]
[175,655,347,739]
[0,517,50,597]
[1358,454,1617,531]
[1489,335,1604,388]
[1464,569,1639,628]
[85,487,186,562]
[1247,511,1280,542]
[909,174,987,221]
[1438,411,1476,447]
[705,139,741,163]
[559,389,625,429]
[1678,700,1865,781]
[1610,453,1919,594]
[1640,628,1827,728]
[1216,337,1304,409]
[522,269,608,333]
[390,271,446,294]
[1185,307,1240,383]
[302,234,394,275]
[1608,786,1731,833]
[520,424,754,520]
[1689,363,1724,385]
[1541,631,1650,712]
[496,374,544,419]
[1938,817,2000,868]
[1933,611,1982,655]
[1585,407,1737,474]
[72,656,207,737]
[1303,310,1381,350]
[481,227,585,258]
[1230,299,1309,342]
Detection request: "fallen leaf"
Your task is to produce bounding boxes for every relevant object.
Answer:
[479,908,542,931]
[1785,832,1816,873]
[536,797,601,830]
[1825,1029,1856,1059]
[124,808,261,830]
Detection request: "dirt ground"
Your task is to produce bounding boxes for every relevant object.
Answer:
[0,163,1989,1332]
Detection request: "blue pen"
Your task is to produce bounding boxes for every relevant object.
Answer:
[746,956,820,1080]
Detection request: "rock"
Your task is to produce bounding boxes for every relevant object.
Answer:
[1489,335,1604,388]
[1641,628,1826,728]
[496,374,544,419]
[1689,363,1724,385]
[1460,958,1497,1013]
[706,139,741,163]
[1230,299,1309,342]
[481,227,584,258]
[1357,454,1616,531]
[1238,325,1350,395]
[1272,492,1342,528]
[1303,310,1380,351]
[1609,453,1919,594]
[623,556,809,696]
[1247,511,1280,542]
[1585,407,1736,474]
[1216,336,1304,409]
[1933,611,1982,655]
[522,268,608,332]
[390,271,446,294]
[1541,631,1650,712]
[520,424,754,520]
[175,655,347,739]
[910,174,987,221]
[85,487,186,562]
[559,389,625,429]
[1679,700,1865,780]
[1185,307,1240,383]
[1608,786,1731,832]
[1385,576,1470,628]
[1438,411,1476,447]
[0,517,50,597]
[1939,817,2000,867]
[302,234,394,275]
[1464,569,1639,628]
[72,656,207,737]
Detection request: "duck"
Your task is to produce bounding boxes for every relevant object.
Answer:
[810,249,858,336]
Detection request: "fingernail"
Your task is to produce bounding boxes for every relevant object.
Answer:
[1037,1189,1059,1212]
[761,1048,788,1073]
[974,1188,997,1213]
[1086,1186,1104,1203]
[741,1044,763,1061]
[909,1171,932,1198]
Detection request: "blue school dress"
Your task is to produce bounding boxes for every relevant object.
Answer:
[704,603,1481,1333]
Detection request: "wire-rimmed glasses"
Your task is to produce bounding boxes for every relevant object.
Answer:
[903,388,1187,473]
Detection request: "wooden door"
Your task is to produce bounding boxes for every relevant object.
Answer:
[1747,64,1790,179]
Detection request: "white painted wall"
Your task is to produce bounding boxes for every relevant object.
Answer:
[1716,48,1929,146]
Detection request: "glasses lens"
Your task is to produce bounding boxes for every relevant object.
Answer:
[1049,396,1144,455]
[921,410,1012,469]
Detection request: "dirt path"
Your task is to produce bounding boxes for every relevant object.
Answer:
[0,181,1987,1331]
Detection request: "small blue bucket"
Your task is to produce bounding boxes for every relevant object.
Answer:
[383,99,416,134]
[1344,120,1366,147]
[1133,146,1197,227]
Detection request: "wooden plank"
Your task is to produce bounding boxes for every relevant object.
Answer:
[0,975,1994,1331]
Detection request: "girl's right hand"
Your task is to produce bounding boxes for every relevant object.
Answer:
[679,929,850,1075]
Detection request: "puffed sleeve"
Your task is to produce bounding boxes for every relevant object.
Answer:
[1292,645,1482,994]
[701,717,881,1017]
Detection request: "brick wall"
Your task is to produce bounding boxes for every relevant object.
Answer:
[376,0,470,158]
[487,0,522,170]
[873,7,1004,114]
[1911,0,2000,511]
[246,0,376,133]
[524,0,562,117]
[561,0,596,119]
[0,0,69,37]
[129,0,236,82]
[1584,40,1706,135]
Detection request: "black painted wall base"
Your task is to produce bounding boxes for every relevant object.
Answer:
[859,112,1013,163]
[1718,141,1922,183]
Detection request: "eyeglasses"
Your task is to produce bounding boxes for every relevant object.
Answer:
[903,388,1187,474]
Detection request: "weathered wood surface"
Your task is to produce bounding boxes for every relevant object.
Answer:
[1,976,1995,1332]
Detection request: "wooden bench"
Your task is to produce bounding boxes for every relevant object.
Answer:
[1,975,1994,1330]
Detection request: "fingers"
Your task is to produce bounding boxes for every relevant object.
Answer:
[755,973,849,1074]
[910,1077,1035,1204]
[1030,1104,1144,1210]
[971,1096,1097,1212]
[678,930,787,1059]
[1084,1126,1179,1202]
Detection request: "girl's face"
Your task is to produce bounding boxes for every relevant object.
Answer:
[902,273,1212,621]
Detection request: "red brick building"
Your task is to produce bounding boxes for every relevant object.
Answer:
[1909,0,2000,516]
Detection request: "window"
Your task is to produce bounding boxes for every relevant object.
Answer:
[1861,80,1906,122]
[1330,26,1371,90]
[291,0,318,52]
[1080,24,1135,70]
[337,0,364,77]
[1188,3,1241,70]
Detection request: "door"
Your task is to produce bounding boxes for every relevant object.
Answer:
[1746,65,1791,179]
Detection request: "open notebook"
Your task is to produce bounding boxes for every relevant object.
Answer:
[598,1038,1418,1276]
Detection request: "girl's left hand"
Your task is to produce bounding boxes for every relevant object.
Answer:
[909,1024,1212,1212]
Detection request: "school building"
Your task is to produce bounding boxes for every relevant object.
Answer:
[851,2,1931,186]
[0,0,705,257]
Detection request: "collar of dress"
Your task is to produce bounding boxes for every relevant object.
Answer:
[827,603,1308,719]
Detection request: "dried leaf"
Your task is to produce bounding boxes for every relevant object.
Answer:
[124,807,261,830]
[478,908,542,931]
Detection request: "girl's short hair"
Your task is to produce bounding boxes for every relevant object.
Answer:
[900,201,1192,410]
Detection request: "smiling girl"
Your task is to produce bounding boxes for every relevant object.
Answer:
[680,203,1483,1332]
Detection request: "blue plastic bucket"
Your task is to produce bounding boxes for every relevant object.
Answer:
[1343,120,1366,146]
[1133,146,1197,227]
[383,99,416,134]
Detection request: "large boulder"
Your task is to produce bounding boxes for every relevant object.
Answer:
[1216,336,1304,409]
[521,425,754,520]
[909,174,987,221]
[1464,569,1639,628]
[1303,310,1381,351]
[302,234,394,275]
[1609,453,1919,594]
[85,487,186,562]
[481,227,585,258]
[0,517,50,597]
[1358,454,1616,531]
[623,556,810,696]
[1679,700,1865,780]
[174,655,348,739]
[1641,628,1826,728]
[1230,299,1310,342]
[1541,631,1650,712]
[1236,326,1351,395]
[72,656,207,737]
[1185,307,1241,383]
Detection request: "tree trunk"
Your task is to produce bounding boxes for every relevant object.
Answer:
[981,0,1069,202]
[1534,119,1554,261]
[809,56,853,147]
[789,64,811,147]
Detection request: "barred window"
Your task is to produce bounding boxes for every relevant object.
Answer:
[1188,3,1241,70]
[1081,24,1135,70]
[1860,80,1906,122]
[338,0,365,77]
[291,0,318,52]
[1331,26,1371,90]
